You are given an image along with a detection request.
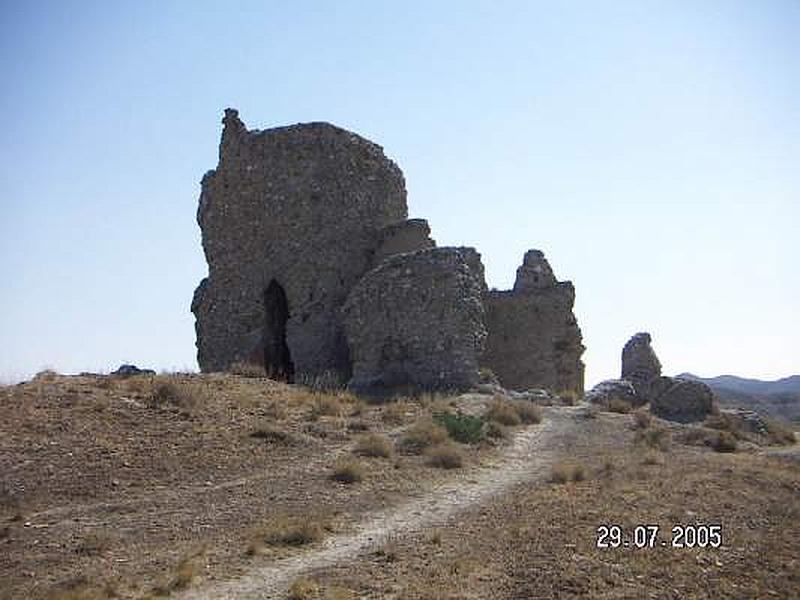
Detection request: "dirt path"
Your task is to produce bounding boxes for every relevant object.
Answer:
[180,406,582,600]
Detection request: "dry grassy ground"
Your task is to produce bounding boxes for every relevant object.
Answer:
[1,372,798,600]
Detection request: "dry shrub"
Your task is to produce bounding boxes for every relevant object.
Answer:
[249,425,295,445]
[764,418,796,446]
[398,418,449,454]
[310,395,343,420]
[331,459,364,484]
[484,420,509,440]
[608,398,632,414]
[515,402,543,424]
[153,547,206,595]
[550,462,586,484]
[641,451,663,465]
[632,409,652,429]
[228,361,267,378]
[353,433,393,458]
[558,389,580,405]
[288,578,318,600]
[710,431,737,453]
[426,442,464,469]
[635,426,670,451]
[258,517,326,547]
[262,399,288,421]
[147,376,203,412]
[486,397,522,426]
[381,399,415,425]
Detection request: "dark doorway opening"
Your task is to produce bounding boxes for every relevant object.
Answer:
[263,280,294,382]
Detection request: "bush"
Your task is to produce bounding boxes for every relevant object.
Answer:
[484,420,509,440]
[515,402,543,424]
[710,431,737,453]
[331,460,364,484]
[635,426,669,451]
[486,397,522,426]
[433,412,485,444]
[288,579,318,600]
[764,418,796,446]
[148,378,198,411]
[426,443,464,469]
[398,419,449,454]
[354,433,393,458]
[260,518,325,547]
[228,361,266,378]
[550,462,586,483]
[310,396,343,420]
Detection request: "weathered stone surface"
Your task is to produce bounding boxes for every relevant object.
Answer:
[372,218,435,266]
[342,247,486,393]
[482,250,584,394]
[650,377,715,423]
[585,379,639,407]
[192,109,407,379]
[192,110,586,395]
[621,332,662,400]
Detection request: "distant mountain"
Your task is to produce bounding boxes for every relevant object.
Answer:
[678,373,800,422]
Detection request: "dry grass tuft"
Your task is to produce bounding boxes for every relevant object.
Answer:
[228,361,267,378]
[486,397,522,426]
[330,459,365,484]
[426,442,464,469]
[75,532,112,557]
[310,395,344,420]
[152,547,206,595]
[632,409,652,430]
[257,517,327,548]
[515,402,543,424]
[381,399,416,425]
[635,426,670,451]
[764,418,796,446]
[398,419,449,454]
[550,462,587,484]
[353,433,393,458]
[484,420,509,440]
[710,430,737,453]
[147,376,204,412]
[287,578,318,600]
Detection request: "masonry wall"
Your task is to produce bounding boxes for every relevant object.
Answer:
[192,109,409,378]
[482,251,585,394]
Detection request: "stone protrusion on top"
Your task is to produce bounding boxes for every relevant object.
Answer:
[621,332,662,399]
[372,218,436,266]
[512,249,558,293]
[342,247,487,395]
[481,250,584,394]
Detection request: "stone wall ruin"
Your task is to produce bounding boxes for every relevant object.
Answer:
[192,109,585,395]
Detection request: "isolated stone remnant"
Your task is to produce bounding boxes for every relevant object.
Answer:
[649,377,715,423]
[342,247,486,393]
[621,332,662,400]
[482,250,585,394]
[192,109,585,394]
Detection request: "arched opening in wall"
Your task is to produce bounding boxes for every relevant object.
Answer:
[263,280,294,382]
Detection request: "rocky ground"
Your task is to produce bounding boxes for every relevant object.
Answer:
[1,372,798,599]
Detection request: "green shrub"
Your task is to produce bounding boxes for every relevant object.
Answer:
[433,412,485,444]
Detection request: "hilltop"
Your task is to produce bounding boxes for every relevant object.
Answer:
[679,373,800,423]
[1,370,798,599]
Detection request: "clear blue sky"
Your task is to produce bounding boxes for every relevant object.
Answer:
[1,1,798,386]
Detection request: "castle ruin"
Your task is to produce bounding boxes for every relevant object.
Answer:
[192,109,584,395]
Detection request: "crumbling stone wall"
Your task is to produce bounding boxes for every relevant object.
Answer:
[192,110,585,395]
[192,109,408,378]
[342,247,486,393]
[482,251,584,394]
